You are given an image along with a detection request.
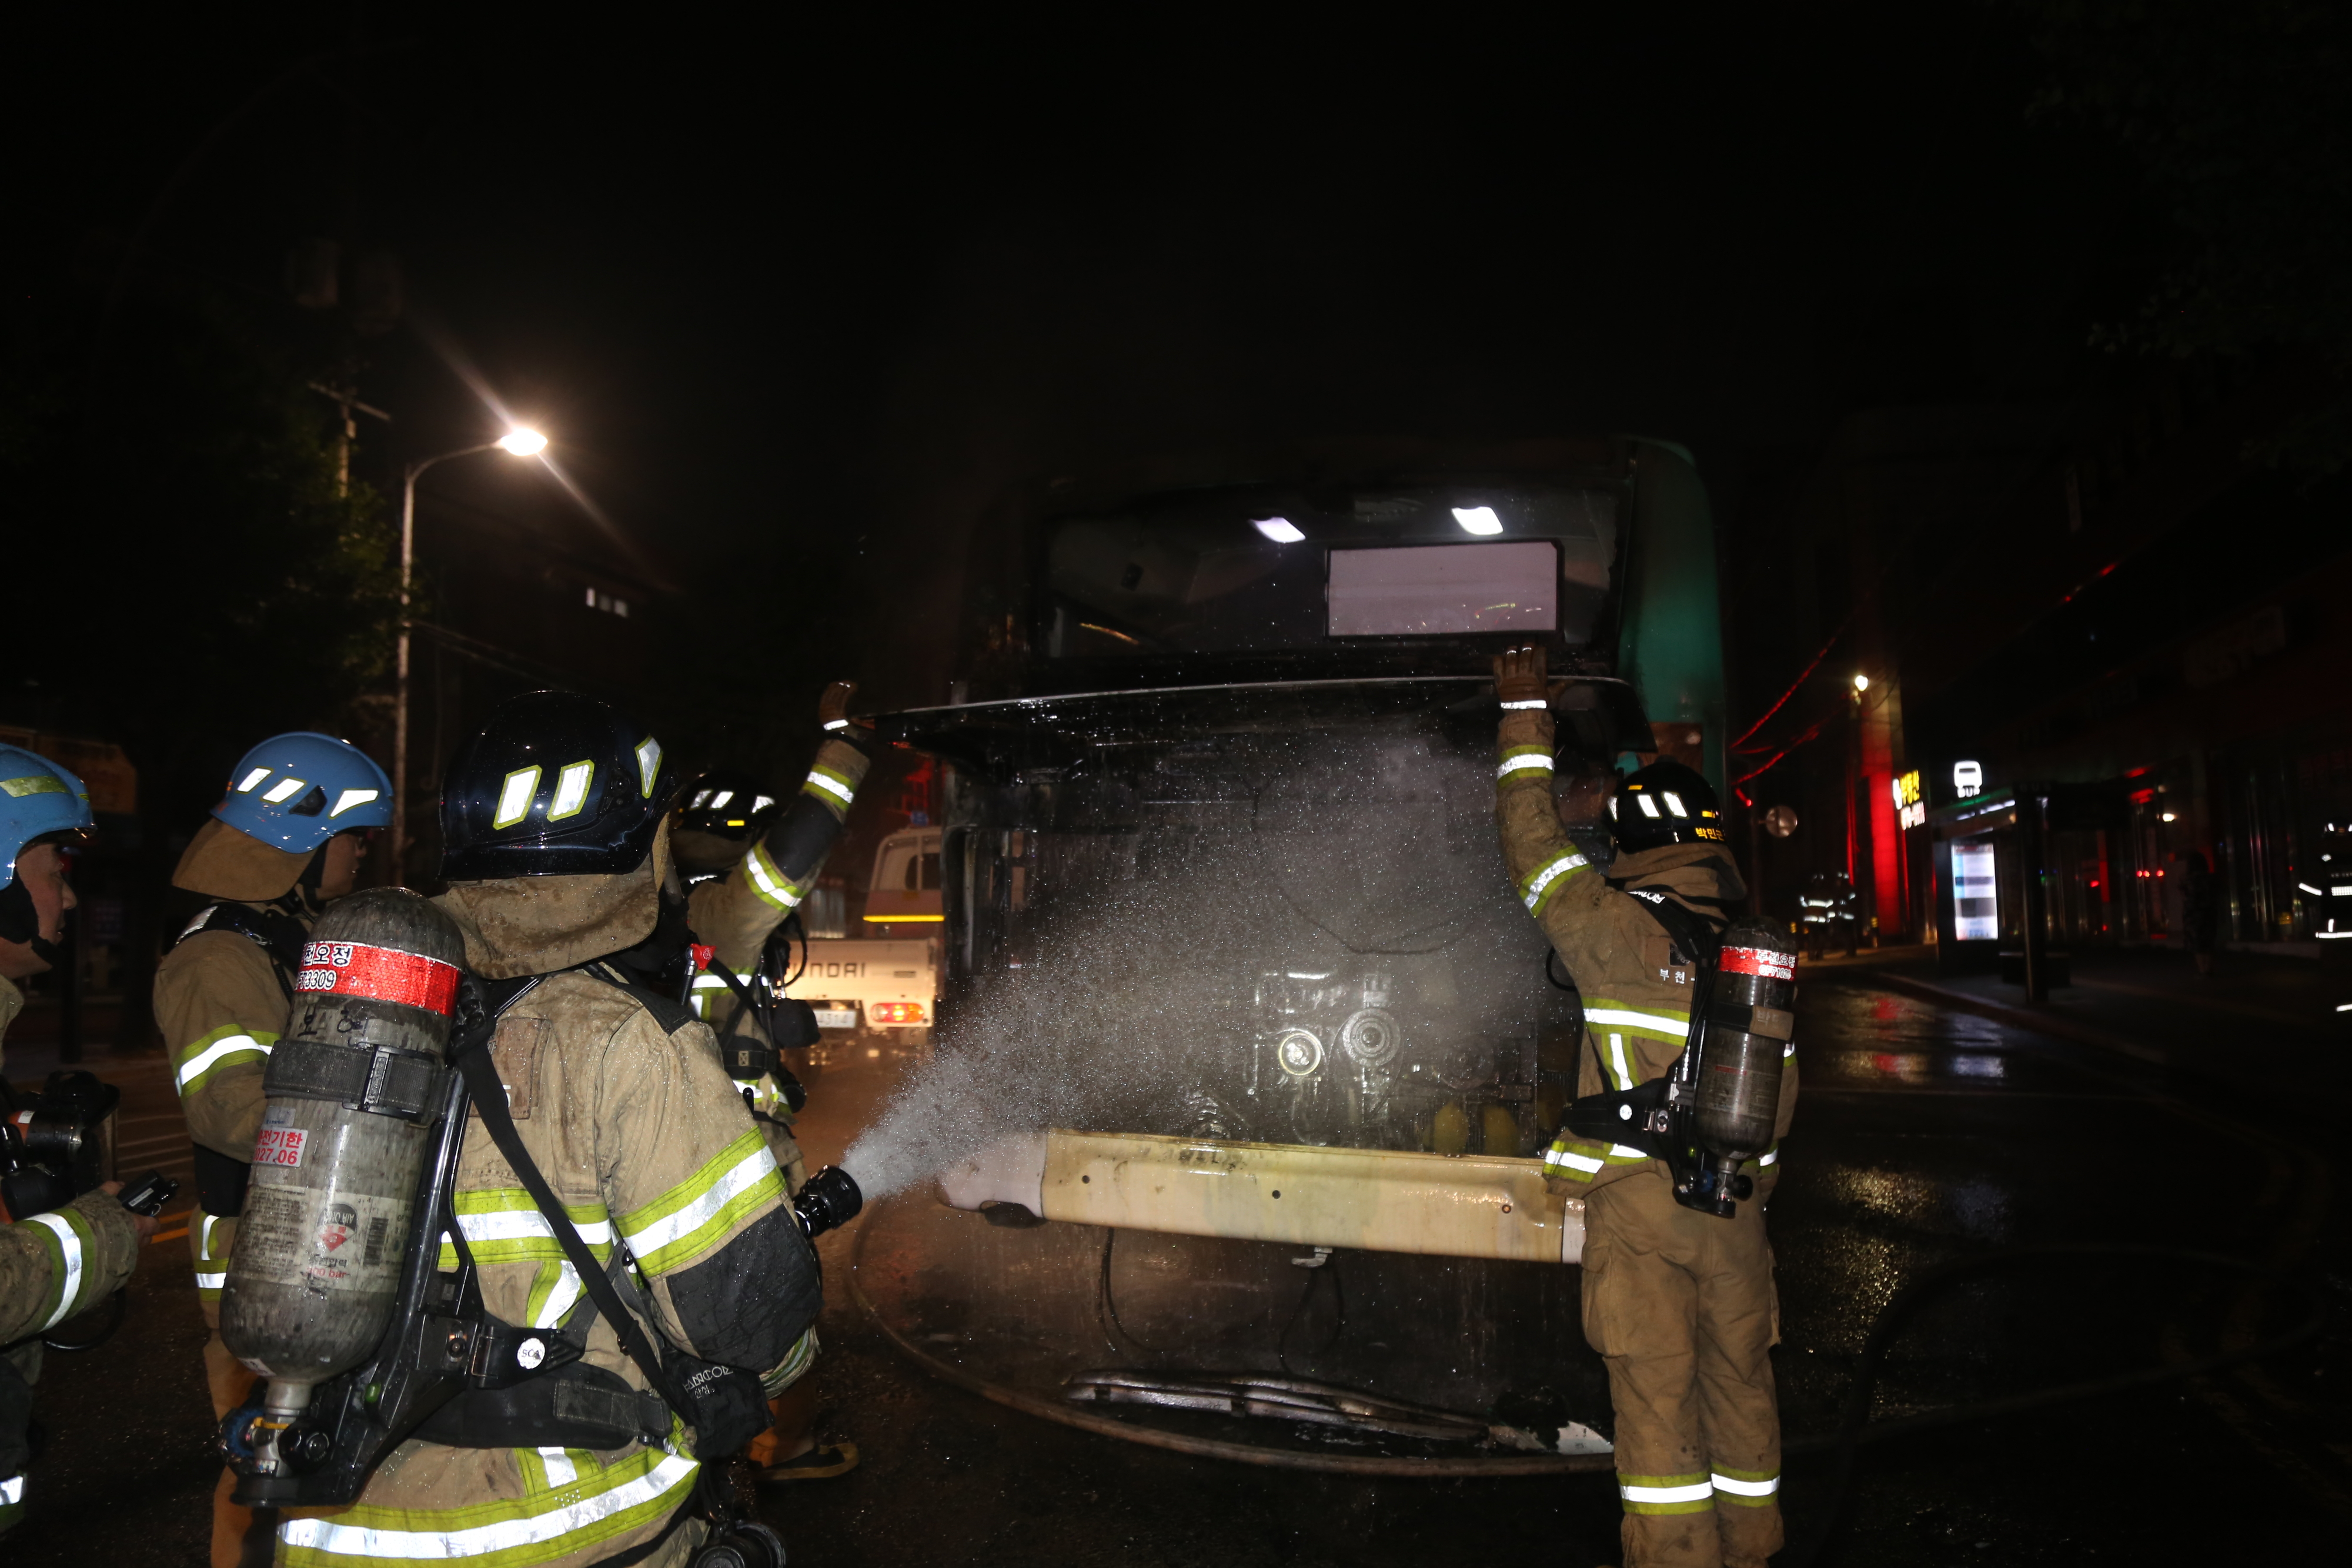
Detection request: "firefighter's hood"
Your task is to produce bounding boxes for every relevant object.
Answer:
[171,817,313,902]
[436,821,677,979]
[1611,838,1746,907]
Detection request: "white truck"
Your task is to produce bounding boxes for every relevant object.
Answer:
[786,937,937,1038]
[777,826,945,1039]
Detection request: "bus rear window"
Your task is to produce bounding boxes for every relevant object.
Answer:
[1043,486,1618,657]
[1328,541,1558,637]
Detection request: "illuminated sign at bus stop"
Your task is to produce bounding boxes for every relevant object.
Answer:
[1892,770,1926,830]
[1952,840,1999,940]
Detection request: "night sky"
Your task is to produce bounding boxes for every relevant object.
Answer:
[8,6,2148,770]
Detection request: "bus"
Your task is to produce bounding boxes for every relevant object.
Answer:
[876,436,1725,1156]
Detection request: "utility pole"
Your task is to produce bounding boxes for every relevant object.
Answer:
[2020,790,2050,1002]
[308,380,390,496]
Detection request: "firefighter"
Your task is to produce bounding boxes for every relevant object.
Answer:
[1492,646,1797,1568]
[153,732,392,1567]
[671,771,784,889]
[671,767,789,1107]
[670,686,873,1482]
[266,689,826,1566]
[0,745,149,1537]
[1798,870,1857,958]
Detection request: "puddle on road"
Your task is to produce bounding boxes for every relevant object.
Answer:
[1794,978,2083,1094]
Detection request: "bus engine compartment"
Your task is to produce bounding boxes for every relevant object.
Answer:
[880,680,1622,1162]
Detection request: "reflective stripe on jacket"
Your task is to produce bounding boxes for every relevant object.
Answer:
[156,912,302,1296]
[0,1188,140,1345]
[155,915,304,1162]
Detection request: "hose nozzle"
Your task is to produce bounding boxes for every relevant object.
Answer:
[791,1165,863,1240]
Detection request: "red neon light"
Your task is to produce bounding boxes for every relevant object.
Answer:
[1729,624,1850,751]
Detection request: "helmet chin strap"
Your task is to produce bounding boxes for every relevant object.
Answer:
[0,874,37,944]
[0,875,63,967]
[278,842,333,918]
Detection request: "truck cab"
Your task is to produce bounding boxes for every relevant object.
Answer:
[777,828,946,1045]
[862,827,944,926]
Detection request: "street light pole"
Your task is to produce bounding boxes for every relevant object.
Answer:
[390,428,549,883]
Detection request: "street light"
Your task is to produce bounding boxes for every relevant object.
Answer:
[1852,673,1871,694]
[390,427,548,881]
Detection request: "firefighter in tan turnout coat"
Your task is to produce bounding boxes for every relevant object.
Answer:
[669,683,874,1480]
[152,732,392,1567]
[1492,646,1798,1568]
[269,690,830,1568]
[0,745,147,1537]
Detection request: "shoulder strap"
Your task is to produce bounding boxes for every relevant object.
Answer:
[449,985,694,1419]
[703,957,759,1016]
[576,962,699,1035]
[704,959,772,1040]
[1606,878,1724,967]
[176,902,309,997]
[1579,881,1722,1095]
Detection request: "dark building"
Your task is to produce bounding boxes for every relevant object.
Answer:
[1731,358,2350,966]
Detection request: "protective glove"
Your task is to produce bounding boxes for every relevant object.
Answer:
[817,680,870,731]
[1492,645,1551,707]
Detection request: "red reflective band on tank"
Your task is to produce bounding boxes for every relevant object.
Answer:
[295,941,462,1014]
[1719,946,1796,982]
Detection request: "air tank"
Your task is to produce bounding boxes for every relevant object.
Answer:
[221,889,466,1401]
[1692,915,1798,1159]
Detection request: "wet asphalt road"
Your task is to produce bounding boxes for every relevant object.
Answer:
[8,972,2349,1566]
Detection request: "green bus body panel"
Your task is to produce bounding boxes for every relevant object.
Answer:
[1618,442,1726,793]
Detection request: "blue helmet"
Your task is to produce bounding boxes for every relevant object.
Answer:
[1,745,95,885]
[213,732,395,854]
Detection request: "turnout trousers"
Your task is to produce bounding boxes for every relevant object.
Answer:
[193,1214,275,1568]
[1581,1172,1782,1568]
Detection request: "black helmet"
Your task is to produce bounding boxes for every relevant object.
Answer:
[439,691,679,880]
[1609,759,1726,852]
[675,772,781,842]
